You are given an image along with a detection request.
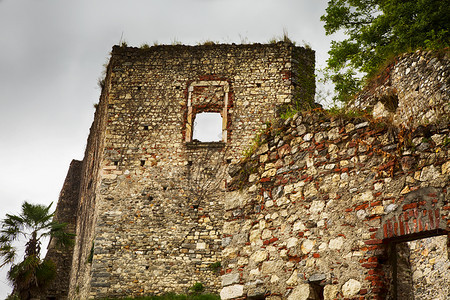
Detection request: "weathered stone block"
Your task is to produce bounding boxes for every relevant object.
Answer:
[220,285,244,300]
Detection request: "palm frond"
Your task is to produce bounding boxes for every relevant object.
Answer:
[21,202,54,228]
[0,244,17,268]
[47,222,75,248]
[0,214,24,241]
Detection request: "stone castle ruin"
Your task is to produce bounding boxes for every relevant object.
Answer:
[43,44,449,300]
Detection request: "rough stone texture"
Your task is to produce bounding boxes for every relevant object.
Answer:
[46,47,449,300]
[342,279,361,297]
[46,42,314,299]
[222,273,240,287]
[408,235,450,299]
[223,106,449,299]
[220,284,244,300]
[349,49,449,129]
[287,284,316,300]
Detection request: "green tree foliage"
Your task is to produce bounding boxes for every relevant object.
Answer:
[0,202,74,299]
[321,0,450,103]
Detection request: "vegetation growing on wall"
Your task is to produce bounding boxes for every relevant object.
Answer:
[321,0,449,103]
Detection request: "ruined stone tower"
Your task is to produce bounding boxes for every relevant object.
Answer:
[47,42,315,299]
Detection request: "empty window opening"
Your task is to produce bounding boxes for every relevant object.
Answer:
[379,92,399,112]
[113,161,119,166]
[185,80,229,143]
[143,125,149,130]
[192,112,223,142]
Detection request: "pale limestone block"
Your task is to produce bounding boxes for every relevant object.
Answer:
[222,273,240,287]
[222,247,238,259]
[270,274,280,283]
[249,230,261,243]
[431,134,444,145]
[260,154,268,163]
[329,237,344,250]
[328,127,340,140]
[249,268,260,276]
[304,183,318,197]
[420,165,440,181]
[360,191,373,202]
[196,242,206,249]
[261,229,272,240]
[324,285,339,300]
[220,285,244,300]
[248,173,259,183]
[286,269,298,285]
[223,221,239,235]
[261,260,281,275]
[318,242,328,251]
[374,182,383,190]
[342,279,361,297]
[250,250,267,263]
[314,132,326,142]
[400,186,410,194]
[373,101,390,119]
[284,184,294,194]
[293,221,306,231]
[225,191,247,210]
[301,239,315,254]
[288,284,315,300]
[303,133,313,141]
[371,205,384,215]
[345,123,355,133]
[287,237,298,248]
[442,161,450,174]
[237,257,248,266]
[310,201,325,214]
[328,143,338,153]
[261,168,276,178]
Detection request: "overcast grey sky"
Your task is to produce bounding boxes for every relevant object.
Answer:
[0,0,341,296]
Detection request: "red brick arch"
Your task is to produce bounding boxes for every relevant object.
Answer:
[376,187,448,242]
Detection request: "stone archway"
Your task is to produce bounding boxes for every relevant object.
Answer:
[376,187,450,299]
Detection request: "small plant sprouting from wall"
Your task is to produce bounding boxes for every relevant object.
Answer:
[189,282,205,294]
[208,261,221,273]
[242,126,269,159]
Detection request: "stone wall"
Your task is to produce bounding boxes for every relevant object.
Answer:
[221,109,449,299]
[349,49,449,129]
[63,42,314,299]
[42,159,82,299]
[67,57,114,299]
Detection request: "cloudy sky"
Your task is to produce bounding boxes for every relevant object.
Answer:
[0,0,342,296]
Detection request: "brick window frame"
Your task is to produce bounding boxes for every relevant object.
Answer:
[185,80,230,143]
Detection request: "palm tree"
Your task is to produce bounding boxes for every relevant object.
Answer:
[0,201,74,299]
